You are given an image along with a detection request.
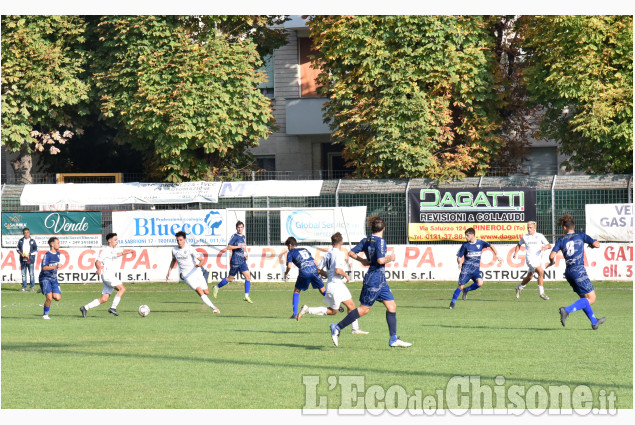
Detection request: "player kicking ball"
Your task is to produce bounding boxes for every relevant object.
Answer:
[166,231,219,314]
[80,232,135,317]
[297,232,368,335]
[512,221,552,300]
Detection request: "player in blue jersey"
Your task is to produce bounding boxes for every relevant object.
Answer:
[284,236,326,319]
[329,216,411,348]
[212,221,253,303]
[449,227,502,309]
[39,237,62,319]
[548,214,605,330]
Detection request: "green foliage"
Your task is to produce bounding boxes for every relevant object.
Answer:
[309,16,504,180]
[92,16,275,182]
[519,15,633,173]
[1,15,89,154]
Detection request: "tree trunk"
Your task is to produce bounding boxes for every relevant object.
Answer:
[10,147,33,184]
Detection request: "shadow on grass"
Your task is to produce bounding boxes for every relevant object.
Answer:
[2,342,629,390]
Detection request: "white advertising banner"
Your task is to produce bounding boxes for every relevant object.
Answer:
[585,203,633,242]
[1,243,631,283]
[280,207,367,243]
[112,209,245,246]
[219,180,323,198]
[20,181,222,206]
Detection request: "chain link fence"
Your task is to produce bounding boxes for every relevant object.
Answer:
[2,174,632,245]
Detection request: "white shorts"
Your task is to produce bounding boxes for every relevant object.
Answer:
[101,274,122,295]
[526,256,543,274]
[183,268,208,291]
[323,281,353,310]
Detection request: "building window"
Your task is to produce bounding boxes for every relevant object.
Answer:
[299,37,321,97]
[257,54,274,98]
[256,155,276,172]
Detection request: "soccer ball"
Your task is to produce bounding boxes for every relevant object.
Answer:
[138,305,150,317]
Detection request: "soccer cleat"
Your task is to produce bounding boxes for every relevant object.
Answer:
[212,286,219,299]
[290,314,298,319]
[462,288,468,301]
[389,338,412,348]
[351,329,369,335]
[592,317,606,330]
[297,305,309,321]
[559,307,568,327]
[42,315,50,320]
[330,323,340,347]
[212,308,220,314]
[540,293,550,300]
[80,306,87,318]
[449,303,455,310]
[108,308,119,316]
[338,305,345,313]
[515,286,521,299]
[243,295,253,304]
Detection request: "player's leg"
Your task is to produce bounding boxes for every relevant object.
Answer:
[213,269,235,298]
[450,283,465,309]
[189,274,219,313]
[535,266,549,299]
[108,284,126,316]
[242,268,253,303]
[515,269,533,298]
[341,298,368,334]
[559,274,604,329]
[291,277,307,319]
[299,287,332,320]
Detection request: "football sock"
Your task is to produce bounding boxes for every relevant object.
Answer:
[217,278,229,289]
[466,282,480,292]
[565,298,589,314]
[244,280,251,295]
[43,306,50,316]
[337,308,360,330]
[451,288,461,303]
[582,303,598,325]
[351,320,360,331]
[292,293,299,316]
[111,295,121,309]
[517,284,525,290]
[86,299,100,310]
[200,294,217,309]
[308,306,328,315]
[386,311,397,336]
[538,285,545,295]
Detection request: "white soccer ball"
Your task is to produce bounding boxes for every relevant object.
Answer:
[138,305,151,317]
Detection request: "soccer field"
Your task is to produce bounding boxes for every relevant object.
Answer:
[1,280,632,410]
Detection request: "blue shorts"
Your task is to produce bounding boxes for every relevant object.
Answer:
[565,267,594,296]
[229,262,249,277]
[458,269,482,286]
[295,272,324,291]
[40,277,61,295]
[359,282,394,307]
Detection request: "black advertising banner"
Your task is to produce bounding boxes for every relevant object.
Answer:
[408,187,537,242]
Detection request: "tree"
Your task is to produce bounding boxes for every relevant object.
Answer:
[92,16,279,182]
[1,15,90,183]
[308,15,505,180]
[518,15,633,174]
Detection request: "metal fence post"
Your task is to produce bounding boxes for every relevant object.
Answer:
[551,175,557,244]
[405,179,411,245]
[335,179,341,208]
[266,196,270,246]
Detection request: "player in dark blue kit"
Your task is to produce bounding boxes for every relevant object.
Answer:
[330,216,411,348]
[284,237,326,319]
[548,214,605,330]
[39,237,62,319]
[449,228,502,309]
[212,221,253,303]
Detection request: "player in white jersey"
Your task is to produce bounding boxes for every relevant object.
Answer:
[166,231,219,314]
[512,221,552,300]
[80,233,135,317]
[296,232,368,335]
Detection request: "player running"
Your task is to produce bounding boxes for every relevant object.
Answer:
[330,216,411,348]
[548,214,605,330]
[297,232,368,335]
[80,233,135,317]
[513,221,552,300]
[449,227,502,309]
[39,237,62,319]
[166,231,219,314]
[284,237,326,319]
[212,221,253,303]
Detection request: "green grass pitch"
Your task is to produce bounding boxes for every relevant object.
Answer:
[1,280,632,410]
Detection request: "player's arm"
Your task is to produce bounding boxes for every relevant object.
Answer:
[117,249,135,257]
[166,257,177,280]
[489,245,503,264]
[348,250,370,266]
[284,261,293,281]
[95,259,103,275]
[376,252,394,265]
[547,246,559,268]
[318,269,328,278]
[512,243,522,258]
[335,266,350,283]
[457,255,464,269]
[41,257,59,271]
